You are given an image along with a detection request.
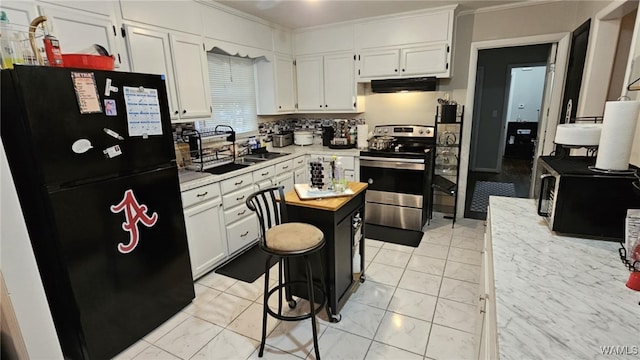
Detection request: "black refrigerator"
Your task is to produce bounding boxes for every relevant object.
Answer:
[1,66,195,359]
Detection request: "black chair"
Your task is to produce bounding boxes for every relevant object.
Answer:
[245,186,327,359]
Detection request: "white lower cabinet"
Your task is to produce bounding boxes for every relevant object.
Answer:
[275,172,294,194]
[226,212,258,255]
[182,183,226,280]
[478,209,498,359]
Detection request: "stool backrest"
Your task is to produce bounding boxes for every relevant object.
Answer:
[245,186,288,246]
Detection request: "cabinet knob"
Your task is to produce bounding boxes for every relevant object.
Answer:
[324,104,328,108]
[240,231,249,237]
[235,180,244,185]
[182,109,187,114]
[394,69,398,72]
[174,110,179,115]
[402,69,405,72]
[236,195,245,201]
[196,192,208,197]
[320,105,323,108]
[278,105,282,109]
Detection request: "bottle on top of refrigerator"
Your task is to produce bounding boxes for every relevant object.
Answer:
[0,11,25,69]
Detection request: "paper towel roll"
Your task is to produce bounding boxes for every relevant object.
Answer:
[595,100,640,170]
[357,124,369,149]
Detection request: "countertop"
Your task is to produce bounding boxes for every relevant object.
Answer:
[488,197,640,359]
[178,144,361,191]
[284,182,368,211]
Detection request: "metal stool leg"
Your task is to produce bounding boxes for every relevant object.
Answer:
[304,255,321,360]
[259,254,273,358]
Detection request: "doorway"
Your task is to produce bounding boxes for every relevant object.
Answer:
[464,44,552,220]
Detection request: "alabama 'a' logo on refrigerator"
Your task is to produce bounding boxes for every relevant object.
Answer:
[110,189,158,254]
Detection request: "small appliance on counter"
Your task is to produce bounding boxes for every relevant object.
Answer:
[272,131,293,147]
[536,156,640,240]
[294,130,313,146]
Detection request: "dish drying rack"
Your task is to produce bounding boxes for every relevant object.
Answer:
[176,125,236,172]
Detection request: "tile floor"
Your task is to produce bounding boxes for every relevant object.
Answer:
[115,215,485,360]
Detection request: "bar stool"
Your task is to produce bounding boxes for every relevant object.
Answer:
[245,186,327,359]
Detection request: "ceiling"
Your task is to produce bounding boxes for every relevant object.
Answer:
[216,0,526,29]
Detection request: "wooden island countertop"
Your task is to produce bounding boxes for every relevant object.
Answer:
[283,182,368,212]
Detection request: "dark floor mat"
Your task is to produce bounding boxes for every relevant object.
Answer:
[215,244,279,283]
[470,181,516,212]
[365,224,423,247]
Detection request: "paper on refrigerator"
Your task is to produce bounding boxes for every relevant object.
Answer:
[123,86,163,137]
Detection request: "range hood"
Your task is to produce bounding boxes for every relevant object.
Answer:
[371,77,438,93]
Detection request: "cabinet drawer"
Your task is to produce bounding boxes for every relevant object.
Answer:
[275,160,293,175]
[253,165,275,182]
[224,203,253,224]
[221,173,253,194]
[293,155,306,169]
[227,213,259,255]
[181,182,220,208]
[222,186,255,209]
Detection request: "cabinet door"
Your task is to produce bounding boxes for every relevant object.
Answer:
[125,25,180,119]
[324,52,356,111]
[275,173,294,194]
[275,54,296,112]
[184,200,226,280]
[294,167,307,184]
[296,55,324,111]
[169,33,211,119]
[358,48,400,78]
[38,4,124,69]
[401,44,448,76]
[227,213,258,255]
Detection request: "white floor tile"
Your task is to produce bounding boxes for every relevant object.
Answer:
[387,288,438,321]
[365,245,381,269]
[450,235,483,251]
[142,311,190,343]
[248,345,306,359]
[413,243,449,260]
[439,278,478,305]
[191,329,259,359]
[372,248,411,269]
[407,254,446,276]
[443,261,481,284]
[199,272,238,292]
[184,292,252,327]
[380,242,415,254]
[113,339,151,360]
[365,239,385,248]
[266,318,326,358]
[447,247,482,266]
[425,324,477,360]
[154,316,223,359]
[365,341,424,360]
[315,327,372,360]
[131,344,180,360]
[373,312,431,356]
[365,263,405,287]
[432,298,478,334]
[225,276,266,301]
[329,301,385,339]
[398,269,442,296]
[349,281,395,310]
[227,302,280,341]
[422,231,452,246]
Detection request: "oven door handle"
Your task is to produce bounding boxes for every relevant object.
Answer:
[360,157,425,170]
[537,174,554,216]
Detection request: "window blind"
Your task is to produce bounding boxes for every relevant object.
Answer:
[200,53,257,134]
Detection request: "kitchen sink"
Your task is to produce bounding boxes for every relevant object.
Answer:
[244,152,288,161]
[203,163,251,175]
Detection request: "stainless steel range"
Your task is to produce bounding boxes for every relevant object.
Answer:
[360,125,435,231]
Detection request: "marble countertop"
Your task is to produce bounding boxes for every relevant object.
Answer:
[488,197,640,360]
[178,144,361,191]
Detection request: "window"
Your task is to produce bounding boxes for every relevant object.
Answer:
[199,53,258,134]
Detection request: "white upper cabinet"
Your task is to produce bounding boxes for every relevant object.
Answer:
[200,3,272,51]
[255,53,296,114]
[296,55,324,111]
[125,25,211,122]
[119,0,203,35]
[37,2,127,69]
[355,7,455,79]
[294,23,355,55]
[296,52,359,112]
[169,33,211,119]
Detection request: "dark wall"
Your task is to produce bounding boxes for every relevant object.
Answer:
[472,44,551,170]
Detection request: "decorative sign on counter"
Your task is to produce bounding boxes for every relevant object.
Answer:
[294,183,354,200]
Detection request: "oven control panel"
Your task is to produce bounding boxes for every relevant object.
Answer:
[373,125,434,138]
